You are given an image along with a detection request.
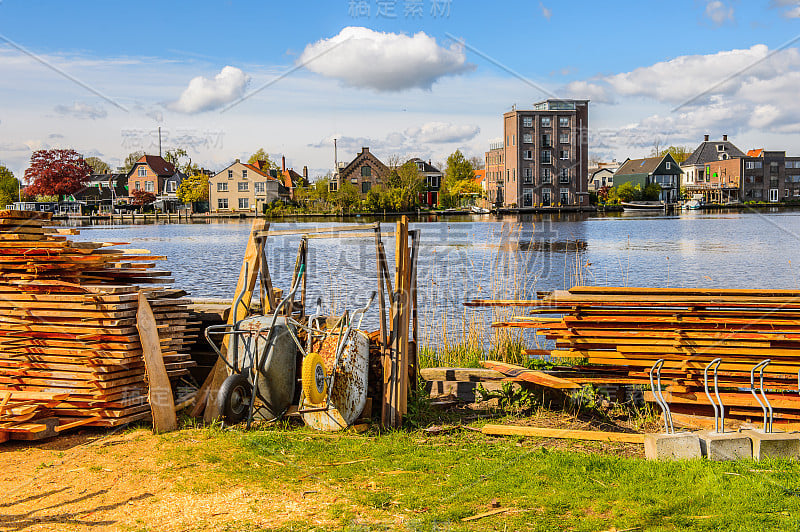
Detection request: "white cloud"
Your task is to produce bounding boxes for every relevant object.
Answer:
[53,102,107,120]
[539,3,552,20]
[704,1,735,26]
[309,121,480,159]
[563,80,613,104]
[405,122,480,144]
[299,26,474,91]
[771,0,800,18]
[168,66,249,113]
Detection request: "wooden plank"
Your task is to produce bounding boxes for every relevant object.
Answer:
[256,223,379,237]
[480,361,581,390]
[203,219,268,422]
[419,368,505,382]
[136,292,176,433]
[481,424,645,444]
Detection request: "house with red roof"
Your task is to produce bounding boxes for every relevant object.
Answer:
[126,154,188,212]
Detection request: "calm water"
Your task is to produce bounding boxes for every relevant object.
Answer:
[67,210,800,346]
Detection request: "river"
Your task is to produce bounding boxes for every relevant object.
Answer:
[66,209,800,348]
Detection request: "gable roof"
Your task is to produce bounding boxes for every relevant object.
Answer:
[473,169,486,184]
[747,149,764,157]
[130,155,176,177]
[615,155,682,177]
[683,139,746,166]
[340,147,389,177]
[407,158,441,174]
[242,163,269,178]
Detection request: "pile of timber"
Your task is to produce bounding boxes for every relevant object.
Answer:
[468,286,800,427]
[0,210,197,439]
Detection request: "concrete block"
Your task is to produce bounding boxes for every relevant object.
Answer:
[745,430,800,460]
[644,432,703,461]
[698,431,752,461]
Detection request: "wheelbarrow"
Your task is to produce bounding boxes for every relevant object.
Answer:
[204,263,376,430]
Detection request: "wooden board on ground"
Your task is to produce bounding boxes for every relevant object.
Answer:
[481,424,645,444]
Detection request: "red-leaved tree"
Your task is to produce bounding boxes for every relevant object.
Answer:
[130,189,156,206]
[24,149,92,198]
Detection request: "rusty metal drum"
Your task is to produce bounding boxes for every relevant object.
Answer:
[302,329,370,431]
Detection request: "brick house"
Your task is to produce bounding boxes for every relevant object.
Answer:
[333,147,389,195]
[127,155,176,197]
[498,99,590,208]
[681,135,746,203]
[740,150,800,203]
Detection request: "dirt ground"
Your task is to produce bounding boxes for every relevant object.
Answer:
[0,428,386,532]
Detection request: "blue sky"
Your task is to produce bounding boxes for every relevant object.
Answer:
[1,0,800,177]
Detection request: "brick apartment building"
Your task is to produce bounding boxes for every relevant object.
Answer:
[492,99,589,208]
[485,142,504,205]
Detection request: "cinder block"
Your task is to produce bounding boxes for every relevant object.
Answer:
[644,432,703,461]
[698,431,752,461]
[745,430,800,460]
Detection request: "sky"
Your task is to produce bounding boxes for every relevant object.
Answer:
[1,0,800,179]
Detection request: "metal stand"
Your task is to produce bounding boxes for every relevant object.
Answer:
[703,358,724,433]
[750,359,773,433]
[650,359,674,433]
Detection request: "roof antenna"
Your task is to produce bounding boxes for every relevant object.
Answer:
[158,127,162,157]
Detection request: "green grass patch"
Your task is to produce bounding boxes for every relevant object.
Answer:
[160,425,800,531]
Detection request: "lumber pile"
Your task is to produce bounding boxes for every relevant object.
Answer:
[468,286,800,426]
[0,210,197,440]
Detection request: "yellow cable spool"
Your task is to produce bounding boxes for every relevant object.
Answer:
[302,352,328,404]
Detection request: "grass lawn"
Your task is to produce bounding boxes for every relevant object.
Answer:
[160,422,800,531]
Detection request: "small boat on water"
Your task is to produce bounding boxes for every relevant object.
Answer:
[682,199,701,210]
[470,206,491,214]
[620,201,665,211]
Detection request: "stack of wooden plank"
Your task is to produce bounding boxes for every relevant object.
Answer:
[468,286,800,426]
[0,210,197,440]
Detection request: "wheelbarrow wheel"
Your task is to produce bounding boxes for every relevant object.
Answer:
[218,374,252,425]
[302,352,328,404]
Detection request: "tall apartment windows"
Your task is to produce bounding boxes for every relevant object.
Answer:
[523,150,533,160]
[254,182,265,194]
[362,182,371,193]
[559,149,569,160]
[746,161,763,170]
[145,181,154,192]
[541,168,552,184]
[523,133,533,144]
[770,162,780,173]
[560,188,570,204]
[361,166,371,177]
[238,182,249,192]
[512,135,516,146]
[559,168,570,183]
[559,117,570,127]
[506,136,509,147]
[540,151,552,165]
[541,133,552,148]
[217,182,228,192]
[218,198,228,209]
[522,168,532,184]
[559,133,570,144]
[238,198,249,209]
[228,170,233,179]
[541,117,551,127]
[523,117,533,127]
[137,167,147,177]
[242,169,248,179]
[522,189,533,207]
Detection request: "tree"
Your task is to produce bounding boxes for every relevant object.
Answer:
[84,156,110,174]
[164,147,200,175]
[248,148,280,171]
[386,161,423,211]
[130,189,156,206]
[331,182,360,212]
[652,145,691,164]
[176,174,209,203]
[469,155,485,170]
[440,150,476,208]
[614,182,639,202]
[123,151,145,172]
[0,166,19,208]
[642,182,662,201]
[24,149,92,198]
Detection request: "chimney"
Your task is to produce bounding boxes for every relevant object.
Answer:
[281,156,286,172]
[704,134,709,142]
[362,147,369,153]
[303,166,308,179]
[723,134,728,141]
[235,158,240,163]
